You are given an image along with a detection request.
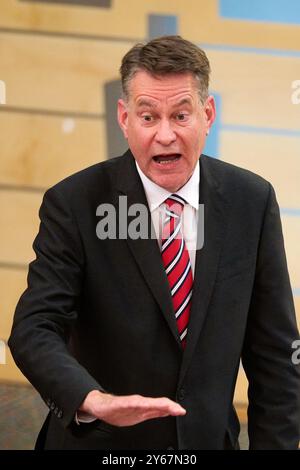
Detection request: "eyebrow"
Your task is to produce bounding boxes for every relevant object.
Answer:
[136,99,157,108]
[174,98,193,107]
[136,97,193,109]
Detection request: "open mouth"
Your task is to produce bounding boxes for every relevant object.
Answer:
[152,153,181,164]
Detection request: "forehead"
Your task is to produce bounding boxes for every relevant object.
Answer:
[128,70,199,104]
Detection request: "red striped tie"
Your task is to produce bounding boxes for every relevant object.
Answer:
[161,194,193,349]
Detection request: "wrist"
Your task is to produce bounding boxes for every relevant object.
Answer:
[79,389,105,415]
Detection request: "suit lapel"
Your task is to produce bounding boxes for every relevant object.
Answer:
[115,151,230,358]
[178,155,230,385]
[116,151,182,348]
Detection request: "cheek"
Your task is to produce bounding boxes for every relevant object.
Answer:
[182,128,204,150]
[129,126,152,149]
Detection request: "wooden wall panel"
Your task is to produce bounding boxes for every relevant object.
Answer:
[2,0,300,51]
[0,33,129,113]
[182,2,300,50]
[1,0,145,38]
[0,268,28,383]
[221,131,300,208]
[210,51,300,130]
[0,190,42,264]
[0,112,106,188]
[0,269,27,339]
[0,349,27,382]
[2,33,299,124]
[1,0,163,39]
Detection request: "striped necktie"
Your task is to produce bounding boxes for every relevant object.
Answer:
[161,194,193,349]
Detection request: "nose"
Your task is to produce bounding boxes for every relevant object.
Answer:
[155,119,176,146]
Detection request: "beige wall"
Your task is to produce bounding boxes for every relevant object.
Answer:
[0,1,299,410]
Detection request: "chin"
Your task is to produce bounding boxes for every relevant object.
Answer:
[155,178,183,192]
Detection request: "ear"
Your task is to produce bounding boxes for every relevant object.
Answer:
[118,98,129,139]
[204,95,216,134]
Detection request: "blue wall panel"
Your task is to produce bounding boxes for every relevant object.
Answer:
[219,0,300,25]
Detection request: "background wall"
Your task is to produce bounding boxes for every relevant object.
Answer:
[0,0,299,423]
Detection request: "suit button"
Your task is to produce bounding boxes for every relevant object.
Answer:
[54,407,59,415]
[57,410,63,419]
[166,446,174,450]
[178,388,185,401]
[50,402,55,410]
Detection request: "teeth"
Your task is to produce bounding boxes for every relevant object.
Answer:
[159,158,176,164]
[155,154,180,164]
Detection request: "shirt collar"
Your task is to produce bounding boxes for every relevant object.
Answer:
[135,160,200,213]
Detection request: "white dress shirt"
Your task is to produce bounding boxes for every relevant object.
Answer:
[136,160,200,275]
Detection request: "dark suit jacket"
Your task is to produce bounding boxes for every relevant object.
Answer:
[9,151,300,449]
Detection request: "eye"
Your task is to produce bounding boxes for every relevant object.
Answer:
[141,114,153,122]
[176,113,188,121]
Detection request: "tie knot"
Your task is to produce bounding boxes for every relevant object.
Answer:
[165,194,185,217]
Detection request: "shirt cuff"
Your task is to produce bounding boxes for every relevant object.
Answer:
[75,410,97,425]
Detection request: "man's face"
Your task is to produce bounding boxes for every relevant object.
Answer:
[118,70,215,192]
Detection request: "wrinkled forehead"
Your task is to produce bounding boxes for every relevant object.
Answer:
[127,70,201,104]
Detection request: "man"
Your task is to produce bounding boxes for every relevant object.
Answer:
[9,36,300,450]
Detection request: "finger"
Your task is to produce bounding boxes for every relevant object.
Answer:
[138,410,174,423]
[139,405,186,423]
[137,400,186,417]
[147,398,186,415]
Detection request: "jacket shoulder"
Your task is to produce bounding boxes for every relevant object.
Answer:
[201,155,271,197]
[48,157,123,191]
[44,154,125,200]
